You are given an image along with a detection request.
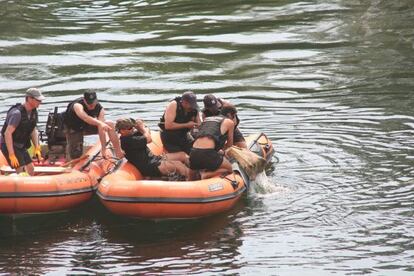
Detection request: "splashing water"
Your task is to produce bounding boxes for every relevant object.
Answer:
[249,171,288,196]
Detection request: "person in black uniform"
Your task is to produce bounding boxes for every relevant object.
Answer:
[158,91,201,160]
[116,118,190,180]
[63,92,124,160]
[189,105,237,179]
[0,88,44,175]
[202,94,247,148]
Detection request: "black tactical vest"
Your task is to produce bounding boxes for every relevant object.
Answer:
[1,104,38,149]
[64,97,102,131]
[159,97,197,133]
[197,115,228,150]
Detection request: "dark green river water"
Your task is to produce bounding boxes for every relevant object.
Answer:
[1,0,413,275]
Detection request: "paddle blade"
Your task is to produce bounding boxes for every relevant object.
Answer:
[227,146,266,179]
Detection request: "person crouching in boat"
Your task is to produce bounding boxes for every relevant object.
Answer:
[158,91,201,163]
[63,92,124,160]
[202,94,247,149]
[116,118,191,180]
[0,88,45,175]
[189,105,237,179]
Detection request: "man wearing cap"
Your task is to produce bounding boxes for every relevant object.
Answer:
[63,92,124,160]
[0,88,44,175]
[158,91,201,158]
[116,118,190,180]
[202,94,247,148]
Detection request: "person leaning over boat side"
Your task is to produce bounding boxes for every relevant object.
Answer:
[190,105,237,179]
[116,118,191,180]
[202,94,247,149]
[158,91,201,161]
[63,92,124,160]
[0,88,44,175]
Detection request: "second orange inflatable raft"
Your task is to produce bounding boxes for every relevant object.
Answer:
[0,142,118,215]
[97,132,274,219]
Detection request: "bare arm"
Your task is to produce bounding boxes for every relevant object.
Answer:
[4,125,16,156]
[135,120,152,143]
[30,128,40,149]
[220,99,231,107]
[97,108,105,122]
[164,101,196,130]
[195,111,202,125]
[73,103,104,127]
[222,119,235,149]
[95,108,110,154]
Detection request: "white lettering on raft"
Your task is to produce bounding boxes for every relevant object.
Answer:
[208,183,224,192]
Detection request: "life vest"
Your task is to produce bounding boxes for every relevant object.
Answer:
[197,115,228,150]
[1,103,38,149]
[159,97,197,133]
[64,97,102,131]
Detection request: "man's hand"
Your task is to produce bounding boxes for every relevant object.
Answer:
[98,121,112,132]
[9,154,20,168]
[135,119,145,131]
[186,121,198,129]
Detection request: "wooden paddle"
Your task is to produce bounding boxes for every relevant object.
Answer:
[226,146,266,180]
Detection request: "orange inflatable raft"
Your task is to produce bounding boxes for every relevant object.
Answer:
[0,143,118,215]
[97,132,274,219]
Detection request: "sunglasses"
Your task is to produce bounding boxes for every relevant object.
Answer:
[31,97,42,103]
[118,126,134,133]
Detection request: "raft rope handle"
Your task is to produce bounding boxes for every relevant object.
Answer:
[97,158,124,182]
[79,140,111,171]
[222,173,239,189]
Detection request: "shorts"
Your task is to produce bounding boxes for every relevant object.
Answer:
[132,157,162,177]
[64,125,98,159]
[1,143,32,168]
[234,127,245,144]
[189,148,223,171]
[139,164,162,177]
[160,130,193,154]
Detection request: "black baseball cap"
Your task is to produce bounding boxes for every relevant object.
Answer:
[203,94,220,113]
[84,92,97,104]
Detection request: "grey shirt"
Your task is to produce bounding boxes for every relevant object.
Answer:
[0,107,23,147]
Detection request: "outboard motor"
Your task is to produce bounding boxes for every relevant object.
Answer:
[45,107,67,161]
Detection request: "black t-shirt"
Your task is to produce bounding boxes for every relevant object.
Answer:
[120,132,162,173]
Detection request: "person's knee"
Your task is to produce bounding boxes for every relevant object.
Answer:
[158,161,174,175]
[105,121,116,129]
[179,152,189,164]
[105,120,114,125]
[166,152,189,164]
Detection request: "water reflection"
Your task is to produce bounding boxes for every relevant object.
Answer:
[0,200,247,275]
[94,202,245,274]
